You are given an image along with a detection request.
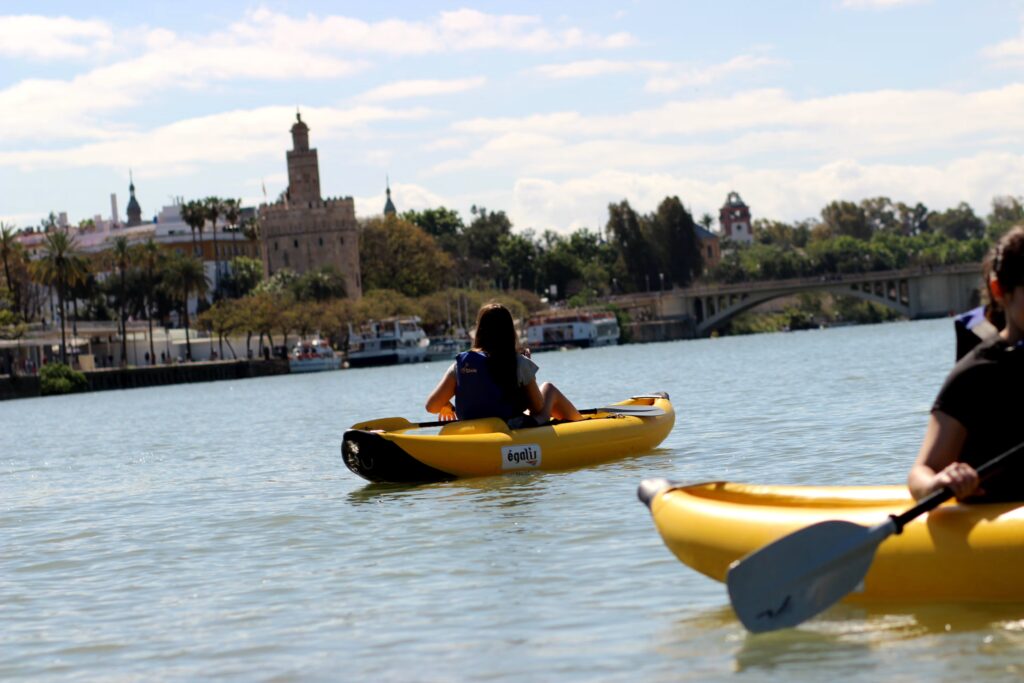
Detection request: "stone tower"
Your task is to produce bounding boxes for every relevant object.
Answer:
[719,191,753,245]
[259,113,363,298]
[126,171,143,227]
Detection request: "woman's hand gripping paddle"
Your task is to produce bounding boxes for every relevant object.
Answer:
[726,439,1024,633]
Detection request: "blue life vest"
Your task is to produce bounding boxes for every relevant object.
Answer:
[454,351,524,420]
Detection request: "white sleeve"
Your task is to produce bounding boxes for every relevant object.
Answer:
[516,354,539,386]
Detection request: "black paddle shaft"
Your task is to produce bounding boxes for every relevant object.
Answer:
[890,439,1024,533]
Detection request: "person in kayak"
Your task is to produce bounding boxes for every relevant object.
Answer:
[426,302,583,425]
[908,226,1024,502]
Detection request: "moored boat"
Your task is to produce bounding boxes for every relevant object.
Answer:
[638,480,1024,602]
[289,338,341,373]
[424,336,469,362]
[345,317,428,368]
[342,393,674,482]
[526,310,620,352]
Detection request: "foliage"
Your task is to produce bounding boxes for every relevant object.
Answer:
[220,256,263,298]
[292,266,346,302]
[40,362,88,396]
[360,216,454,297]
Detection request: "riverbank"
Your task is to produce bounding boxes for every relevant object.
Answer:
[0,358,290,400]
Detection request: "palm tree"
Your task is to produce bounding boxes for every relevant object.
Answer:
[32,230,88,364]
[164,254,209,361]
[107,236,132,366]
[1,223,22,316]
[204,197,223,291]
[180,200,207,259]
[135,239,163,364]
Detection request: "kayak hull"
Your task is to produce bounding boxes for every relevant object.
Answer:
[643,481,1024,603]
[343,395,675,483]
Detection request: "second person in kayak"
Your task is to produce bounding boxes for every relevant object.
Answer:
[426,302,583,425]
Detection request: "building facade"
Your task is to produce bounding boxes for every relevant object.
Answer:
[694,223,721,271]
[259,113,362,298]
[719,191,753,245]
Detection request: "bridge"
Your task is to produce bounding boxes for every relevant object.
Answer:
[611,263,983,337]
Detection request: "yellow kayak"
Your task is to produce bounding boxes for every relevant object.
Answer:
[342,394,674,482]
[639,480,1024,602]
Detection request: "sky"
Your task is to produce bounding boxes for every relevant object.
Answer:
[2,0,1024,234]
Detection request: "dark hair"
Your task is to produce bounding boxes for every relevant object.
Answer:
[985,225,1024,326]
[472,303,522,405]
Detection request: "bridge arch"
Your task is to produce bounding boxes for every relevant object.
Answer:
[695,279,912,336]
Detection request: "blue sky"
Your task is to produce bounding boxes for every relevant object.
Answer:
[2,1,1024,233]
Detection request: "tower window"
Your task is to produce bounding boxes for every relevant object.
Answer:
[274,242,278,251]
[318,237,323,246]
[293,239,299,248]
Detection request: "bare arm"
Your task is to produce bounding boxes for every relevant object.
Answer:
[425,366,457,419]
[907,411,977,500]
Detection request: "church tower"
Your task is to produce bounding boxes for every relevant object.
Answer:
[286,112,322,205]
[719,191,753,245]
[126,171,143,227]
[383,177,396,216]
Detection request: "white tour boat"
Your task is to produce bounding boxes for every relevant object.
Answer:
[526,310,620,352]
[346,317,428,368]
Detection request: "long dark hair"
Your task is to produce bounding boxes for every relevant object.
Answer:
[985,226,1024,327]
[472,303,522,403]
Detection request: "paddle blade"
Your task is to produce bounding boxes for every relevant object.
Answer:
[726,519,894,633]
[590,405,666,417]
[349,416,417,432]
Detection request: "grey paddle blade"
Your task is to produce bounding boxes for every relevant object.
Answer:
[726,519,895,633]
[598,405,665,416]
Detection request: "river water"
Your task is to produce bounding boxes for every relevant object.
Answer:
[2,318,1021,682]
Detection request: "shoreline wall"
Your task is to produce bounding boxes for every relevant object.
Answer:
[0,359,290,401]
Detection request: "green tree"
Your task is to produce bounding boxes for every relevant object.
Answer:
[32,231,89,364]
[402,206,464,255]
[821,200,871,240]
[360,216,454,297]
[292,266,346,301]
[180,200,207,258]
[606,200,657,292]
[495,231,540,292]
[204,196,224,290]
[106,236,133,366]
[928,202,985,240]
[0,223,23,318]
[221,256,264,298]
[987,196,1024,241]
[163,254,209,361]
[647,196,703,287]
[134,239,164,364]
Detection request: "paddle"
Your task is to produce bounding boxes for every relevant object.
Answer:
[726,438,1024,634]
[350,403,665,432]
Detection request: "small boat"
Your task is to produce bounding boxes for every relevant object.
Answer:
[526,310,620,352]
[343,393,674,482]
[424,337,469,362]
[288,338,341,373]
[345,317,428,368]
[639,480,1024,602]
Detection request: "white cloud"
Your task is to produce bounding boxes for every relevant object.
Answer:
[0,15,114,60]
[231,7,634,55]
[840,0,928,9]
[503,153,1024,233]
[983,20,1024,66]
[353,182,450,218]
[0,105,433,173]
[533,54,781,92]
[445,85,1024,170]
[358,77,487,103]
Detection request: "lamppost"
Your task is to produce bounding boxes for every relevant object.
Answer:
[659,272,665,292]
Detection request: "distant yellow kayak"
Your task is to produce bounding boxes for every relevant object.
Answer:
[640,481,1024,602]
[343,394,675,482]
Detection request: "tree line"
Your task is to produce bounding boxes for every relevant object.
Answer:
[3,192,1021,367]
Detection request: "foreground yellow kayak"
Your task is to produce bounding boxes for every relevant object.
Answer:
[342,394,674,482]
[640,480,1024,602]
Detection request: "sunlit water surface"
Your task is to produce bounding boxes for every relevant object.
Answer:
[2,319,1022,681]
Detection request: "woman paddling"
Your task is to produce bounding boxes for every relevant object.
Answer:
[908,226,1024,502]
[426,302,583,426]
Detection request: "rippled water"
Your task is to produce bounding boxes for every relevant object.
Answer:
[2,318,1022,681]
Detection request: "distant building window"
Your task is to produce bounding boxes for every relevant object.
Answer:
[707,246,713,258]
[340,236,344,245]
[293,239,299,248]
[318,237,323,246]
[274,241,278,251]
